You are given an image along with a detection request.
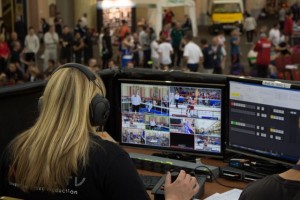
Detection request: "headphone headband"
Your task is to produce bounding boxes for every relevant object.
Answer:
[49,63,110,127]
[53,63,96,81]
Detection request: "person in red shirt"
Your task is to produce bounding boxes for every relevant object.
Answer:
[0,34,9,73]
[164,8,174,25]
[254,33,271,78]
[284,12,293,39]
[119,20,130,42]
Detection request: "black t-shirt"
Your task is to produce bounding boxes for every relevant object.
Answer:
[239,174,300,200]
[103,35,112,53]
[0,134,150,200]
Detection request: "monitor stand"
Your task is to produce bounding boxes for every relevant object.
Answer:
[152,152,199,163]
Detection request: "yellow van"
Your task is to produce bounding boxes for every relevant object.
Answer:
[208,0,244,34]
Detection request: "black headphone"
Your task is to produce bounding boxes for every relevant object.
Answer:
[39,63,110,128]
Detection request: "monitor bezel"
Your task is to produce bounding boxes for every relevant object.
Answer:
[117,78,227,158]
[226,76,300,165]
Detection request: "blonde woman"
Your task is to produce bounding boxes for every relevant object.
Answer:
[0,64,199,200]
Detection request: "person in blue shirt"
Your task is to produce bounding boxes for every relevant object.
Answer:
[230,29,241,66]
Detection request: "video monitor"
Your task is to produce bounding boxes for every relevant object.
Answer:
[228,77,300,164]
[119,79,225,157]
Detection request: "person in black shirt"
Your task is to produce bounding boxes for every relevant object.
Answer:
[0,64,199,200]
[14,16,26,46]
[239,159,300,200]
[60,26,73,63]
[73,32,84,63]
[83,29,93,65]
[4,62,24,85]
[10,41,22,64]
[102,27,113,68]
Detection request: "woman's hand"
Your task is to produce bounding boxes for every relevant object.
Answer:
[165,170,200,200]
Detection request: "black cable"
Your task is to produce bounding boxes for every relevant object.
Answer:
[193,165,245,190]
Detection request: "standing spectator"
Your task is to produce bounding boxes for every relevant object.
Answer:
[132,32,141,67]
[74,19,87,38]
[24,27,40,65]
[140,26,151,68]
[0,17,7,39]
[171,22,184,68]
[0,34,9,73]
[151,37,160,69]
[158,35,173,68]
[269,23,281,47]
[43,26,59,71]
[54,17,63,37]
[230,29,241,65]
[254,33,271,78]
[279,5,286,31]
[291,3,299,21]
[121,33,134,68]
[164,8,174,25]
[73,32,84,63]
[284,12,294,41]
[98,28,104,62]
[201,39,212,73]
[8,32,19,51]
[10,41,22,64]
[40,18,50,37]
[60,26,73,63]
[202,37,224,74]
[161,23,171,42]
[119,20,130,42]
[14,16,26,47]
[102,27,113,69]
[83,29,94,65]
[182,14,192,33]
[216,31,227,69]
[183,31,203,72]
[244,13,257,44]
[80,13,88,28]
[179,36,188,70]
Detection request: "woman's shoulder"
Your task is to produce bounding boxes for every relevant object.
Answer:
[90,134,126,157]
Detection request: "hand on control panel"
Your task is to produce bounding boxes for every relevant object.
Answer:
[164,170,200,200]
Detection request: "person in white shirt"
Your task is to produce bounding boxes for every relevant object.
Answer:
[24,27,40,64]
[149,118,156,130]
[80,13,88,28]
[158,35,173,68]
[244,13,257,44]
[151,39,160,69]
[131,92,142,113]
[43,26,59,71]
[269,23,281,47]
[183,31,203,72]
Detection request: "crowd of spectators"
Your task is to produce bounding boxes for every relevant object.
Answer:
[2,3,300,87]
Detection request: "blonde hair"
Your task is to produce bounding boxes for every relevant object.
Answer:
[8,67,106,191]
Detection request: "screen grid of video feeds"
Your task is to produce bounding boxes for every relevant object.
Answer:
[121,82,223,154]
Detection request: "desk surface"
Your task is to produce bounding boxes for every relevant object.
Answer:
[124,147,248,200]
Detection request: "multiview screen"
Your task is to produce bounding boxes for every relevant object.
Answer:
[120,80,224,156]
[228,79,300,163]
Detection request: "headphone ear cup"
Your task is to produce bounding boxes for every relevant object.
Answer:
[90,94,110,127]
